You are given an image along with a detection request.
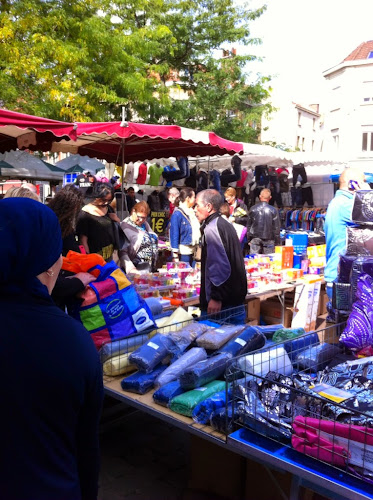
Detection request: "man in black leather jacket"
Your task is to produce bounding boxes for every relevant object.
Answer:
[247,188,281,254]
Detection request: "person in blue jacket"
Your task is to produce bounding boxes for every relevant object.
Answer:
[169,187,201,265]
[325,168,369,300]
[0,198,103,500]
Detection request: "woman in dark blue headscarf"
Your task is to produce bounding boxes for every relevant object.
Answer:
[0,197,63,298]
[0,198,103,500]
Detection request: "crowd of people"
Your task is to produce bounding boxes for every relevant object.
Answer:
[2,159,365,499]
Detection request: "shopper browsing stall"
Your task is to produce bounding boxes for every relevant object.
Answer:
[0,198,103,500]
[120,201,158,273]
[324,168,370,299]
[169,187,201,266]
[194,189,247,314]
[247,188,281,254]
[76,182,119,262]
[48,185,96,311]
[224,187,248,226]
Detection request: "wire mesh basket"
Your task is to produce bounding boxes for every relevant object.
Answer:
[226,322,373,485]
[100,304,248,381]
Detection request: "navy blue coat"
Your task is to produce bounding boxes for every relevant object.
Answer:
[0,291,103,500]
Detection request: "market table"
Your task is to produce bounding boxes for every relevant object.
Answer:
[103,375,372,500]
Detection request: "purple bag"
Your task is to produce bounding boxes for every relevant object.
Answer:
[340,274,373,350]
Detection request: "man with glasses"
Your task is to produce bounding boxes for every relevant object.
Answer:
[195,189,247,317]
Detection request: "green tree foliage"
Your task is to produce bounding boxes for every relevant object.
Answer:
[0,0,272,141]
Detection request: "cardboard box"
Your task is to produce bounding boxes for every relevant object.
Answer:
[317,289,328,316]
[246,297,261,323]
[260,299,293,327]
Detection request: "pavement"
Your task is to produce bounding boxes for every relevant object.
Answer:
[98,397,331,500]
[99,398,191,500]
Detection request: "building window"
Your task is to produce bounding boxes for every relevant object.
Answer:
[362,132,373,151]
[312,140,315,151]
[296,136,300,149]
[302,137,305,151]
[313,118,316,131]
[298,112,301,126]
[368,52,373,59]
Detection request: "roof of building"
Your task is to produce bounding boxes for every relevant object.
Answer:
[344,41,373,61]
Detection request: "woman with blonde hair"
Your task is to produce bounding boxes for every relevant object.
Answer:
[224,186,248,226]
[120,201,158,273]
[4,186,41,202]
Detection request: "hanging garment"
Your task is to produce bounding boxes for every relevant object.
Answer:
[254,165,269,187]
[162,157,190,182]
[163,165,177,187]
[302,185,314,206]
[196,170,208,193]
[137,162,148,185]
[292,164,307,186]
[148,164,164,186]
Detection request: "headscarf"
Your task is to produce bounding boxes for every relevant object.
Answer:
[0,198,62,297]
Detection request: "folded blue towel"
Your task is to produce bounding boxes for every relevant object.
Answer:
[129,333,175,373]
[192,389,231,425]
[256,324,285,339]
[153,381,185,406]
[284,332,319,361]
[120,365,165,394]
[179,352,231,390]
[99,335,146,363]
[218,326,266,358]
[155,347,207,387]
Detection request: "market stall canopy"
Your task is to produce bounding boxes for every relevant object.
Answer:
[0,159,15,176]
[55,154,105,174]
[0,150,64,180]
[42,160,65,173]
[50,121,244,164]
[0,108,76,153]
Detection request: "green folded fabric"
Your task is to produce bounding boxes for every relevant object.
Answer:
[272,328,306,342]
[169,380,225,417]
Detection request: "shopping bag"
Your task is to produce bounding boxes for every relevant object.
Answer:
[73,260,156,349]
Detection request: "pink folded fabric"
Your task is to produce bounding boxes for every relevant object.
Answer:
[292,416,373,467]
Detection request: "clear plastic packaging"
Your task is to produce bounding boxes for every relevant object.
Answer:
[153,380,184,407]
[129,333,175,373]
[217,326,266,358]
[169,380,225,417]
[192,389,231,425]
[168,322,210,354]
[179,352,232,390]
[154,347,207,388]
[295,343,341,371]
[196,324,245,350]
[103,353,137,377]
[120,365,165,394]
[99,335,146,363]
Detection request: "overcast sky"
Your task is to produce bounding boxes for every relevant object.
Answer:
[243,0,373,105]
